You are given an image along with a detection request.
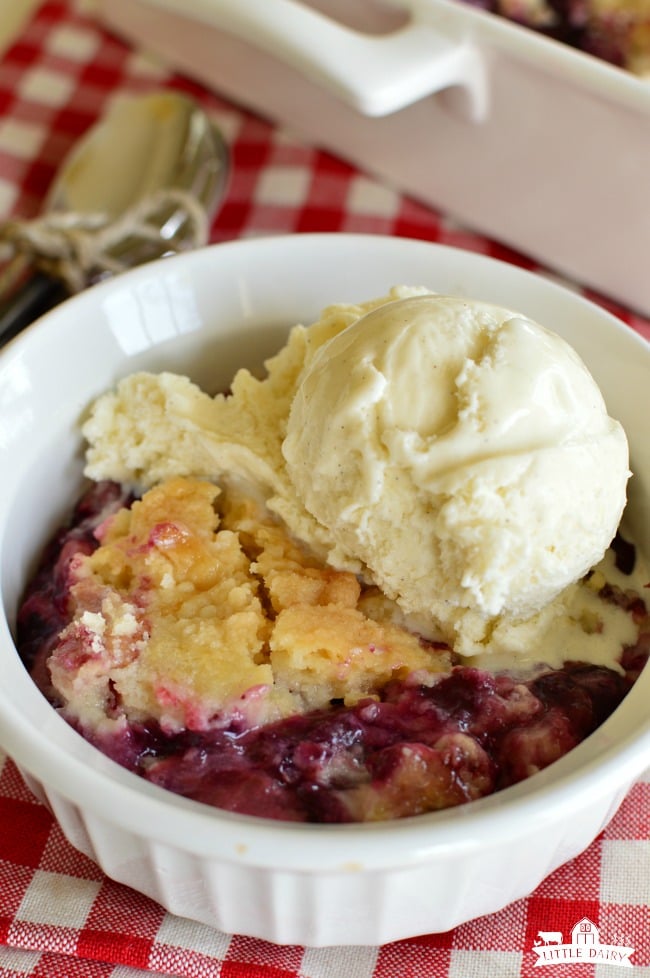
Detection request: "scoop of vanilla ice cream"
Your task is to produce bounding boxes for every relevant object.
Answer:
[282,294,630,654]
[82,288,429,564]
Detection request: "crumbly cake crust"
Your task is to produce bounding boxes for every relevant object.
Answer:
[49,477,450,736]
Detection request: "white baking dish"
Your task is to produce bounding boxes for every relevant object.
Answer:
[93,0,650,316]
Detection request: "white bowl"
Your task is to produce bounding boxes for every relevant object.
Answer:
[0,233,649,947]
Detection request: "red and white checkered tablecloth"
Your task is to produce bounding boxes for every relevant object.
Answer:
[1,3,650,977]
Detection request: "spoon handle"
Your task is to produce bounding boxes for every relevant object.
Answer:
[0,270,68,346]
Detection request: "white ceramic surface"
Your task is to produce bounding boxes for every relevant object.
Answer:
[95,0,650,316]
[0,234,649,946]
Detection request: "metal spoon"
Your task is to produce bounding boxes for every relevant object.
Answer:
[0,90,229,344]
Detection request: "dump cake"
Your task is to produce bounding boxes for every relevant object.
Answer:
[462,0,650,74]
[16,290,650,822]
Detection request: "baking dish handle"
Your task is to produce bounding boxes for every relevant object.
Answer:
[148,0,488,121]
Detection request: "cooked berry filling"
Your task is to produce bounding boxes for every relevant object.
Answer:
[15,481,649,823]
[458,0,637,69]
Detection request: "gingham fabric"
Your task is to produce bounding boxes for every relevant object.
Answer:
[1,3,649,977]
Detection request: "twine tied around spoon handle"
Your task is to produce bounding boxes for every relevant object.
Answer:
[0,188,210,294]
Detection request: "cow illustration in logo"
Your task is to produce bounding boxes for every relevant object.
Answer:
[532,917,635,967]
